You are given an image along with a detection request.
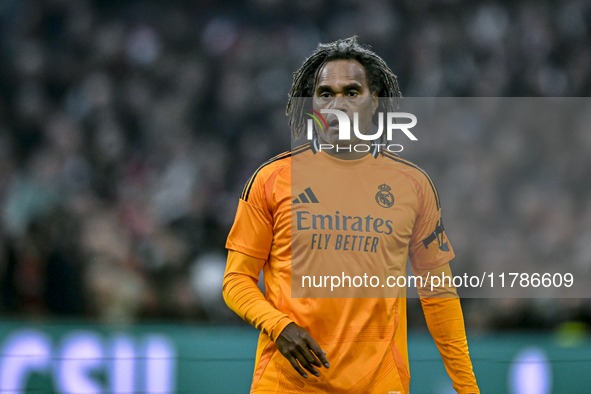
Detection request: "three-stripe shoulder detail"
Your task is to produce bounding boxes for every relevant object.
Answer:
[240,143,311,201]
[382,152,441,210]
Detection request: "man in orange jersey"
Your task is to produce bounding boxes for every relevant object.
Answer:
[223,37,480,393]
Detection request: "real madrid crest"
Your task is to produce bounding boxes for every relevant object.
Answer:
[375,183,395,208]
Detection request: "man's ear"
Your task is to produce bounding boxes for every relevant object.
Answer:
[372,92,379,115]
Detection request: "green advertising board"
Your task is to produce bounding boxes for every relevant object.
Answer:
[0,320,589,393]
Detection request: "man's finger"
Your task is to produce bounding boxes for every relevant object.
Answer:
[307,351,323,367]
[286,354,309,379]
[294,350,320,377]
[297,343,322,367]
[306,337,330,369]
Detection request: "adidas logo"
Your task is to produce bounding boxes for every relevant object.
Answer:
[292,187,319,204]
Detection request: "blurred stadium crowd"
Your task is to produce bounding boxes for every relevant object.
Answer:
[0,0,590,330]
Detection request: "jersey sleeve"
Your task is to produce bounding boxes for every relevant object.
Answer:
[223,250,293,341]
[226,169,274,260]
[408,174,455,270]
[421,297,480,393]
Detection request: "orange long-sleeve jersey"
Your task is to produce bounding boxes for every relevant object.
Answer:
[224,142,479,393]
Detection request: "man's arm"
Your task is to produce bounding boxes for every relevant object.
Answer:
[413,263,480,394]
[223,250,330,378]
[223,250,292,339]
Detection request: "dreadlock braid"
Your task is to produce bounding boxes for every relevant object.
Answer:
[286,36,402,140]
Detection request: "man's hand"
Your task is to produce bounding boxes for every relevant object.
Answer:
[275,322,330,379]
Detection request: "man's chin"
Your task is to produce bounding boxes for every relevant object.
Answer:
[318,134,353,146]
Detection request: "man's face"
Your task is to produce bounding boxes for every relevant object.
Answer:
[312,59,378,148]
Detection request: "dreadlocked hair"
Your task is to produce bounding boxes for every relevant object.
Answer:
[286,36,402,140]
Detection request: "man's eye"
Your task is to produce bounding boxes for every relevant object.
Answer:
[347,91,358,96]
[320,92,332,98]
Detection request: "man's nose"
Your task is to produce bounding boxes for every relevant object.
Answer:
[328,96,348,112]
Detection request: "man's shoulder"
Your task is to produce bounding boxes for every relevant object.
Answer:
[256,142,312,175]
[240,142,312,201]
[379,151,441,208]
[379,151,433,179]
